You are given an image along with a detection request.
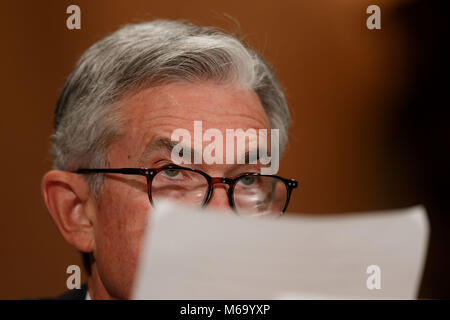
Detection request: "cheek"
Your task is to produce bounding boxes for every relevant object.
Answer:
[98,180,150,240]
[94,179,151,293]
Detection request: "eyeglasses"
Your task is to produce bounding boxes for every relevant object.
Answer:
[76,165,298,217]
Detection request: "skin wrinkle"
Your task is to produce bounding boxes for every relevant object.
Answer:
[124,83,268,128]
[139,137,266,171]
[117,82,269,166]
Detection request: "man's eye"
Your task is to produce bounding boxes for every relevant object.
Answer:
[162,169,181,178]
[240,176,257,186]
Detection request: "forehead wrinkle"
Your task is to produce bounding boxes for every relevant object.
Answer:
[121,83,270,128]
[218,113,269,129]
[116,82,271,165]
[132,110,269,134]
[151,84,269,125]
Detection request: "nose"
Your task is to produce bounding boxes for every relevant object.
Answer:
[205,185,234,214]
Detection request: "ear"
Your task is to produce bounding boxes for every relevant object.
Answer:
[42,170,96,253]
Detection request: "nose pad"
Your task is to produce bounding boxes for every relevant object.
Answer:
[205,185,234,214]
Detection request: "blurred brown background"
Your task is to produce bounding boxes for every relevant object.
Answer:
[1,0,441,299]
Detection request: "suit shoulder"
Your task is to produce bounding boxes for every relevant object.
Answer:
[56,283,88,300]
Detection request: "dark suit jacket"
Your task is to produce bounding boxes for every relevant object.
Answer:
[56,283,88,300]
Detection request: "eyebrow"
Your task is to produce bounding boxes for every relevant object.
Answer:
[238,148,268,164]
[139,137,196,165]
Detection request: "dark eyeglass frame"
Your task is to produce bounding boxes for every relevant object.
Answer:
[75,165,298,215]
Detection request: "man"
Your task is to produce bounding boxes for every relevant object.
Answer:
[42,19,295,300]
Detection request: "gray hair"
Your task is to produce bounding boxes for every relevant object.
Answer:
[52,19,290,195]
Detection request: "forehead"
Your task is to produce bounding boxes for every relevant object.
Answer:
[122,82,269,129]
[111,82,270,163]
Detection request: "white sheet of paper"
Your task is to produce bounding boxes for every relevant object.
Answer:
[132,202,428,299]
